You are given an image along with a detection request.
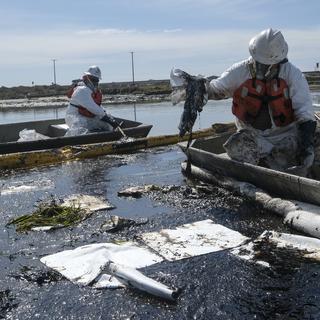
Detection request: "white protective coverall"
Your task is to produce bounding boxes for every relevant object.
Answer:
[207,57,315,170]
[65,82,113,136]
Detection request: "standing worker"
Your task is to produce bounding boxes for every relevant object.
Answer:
[205,28,316,177]
[65,65,121,136]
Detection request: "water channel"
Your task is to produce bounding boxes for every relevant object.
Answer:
[0,99,234,136]
[1,97,320,319]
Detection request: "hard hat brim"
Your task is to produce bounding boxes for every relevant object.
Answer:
[83,71,102,80]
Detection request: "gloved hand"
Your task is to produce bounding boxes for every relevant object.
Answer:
[285,147,314,177]
[100,114,120,129]
[285,120,317,177]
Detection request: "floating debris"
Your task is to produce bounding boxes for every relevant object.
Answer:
[118,184,180,198]
[101,215,148,233]
[8,198,86,232]
[107,262,179,301]
[8,194,113,232]
[63,194,114,212]
[118,185,161,198]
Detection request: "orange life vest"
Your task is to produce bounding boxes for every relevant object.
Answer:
[67,84,103,118]
[232,78,294,128]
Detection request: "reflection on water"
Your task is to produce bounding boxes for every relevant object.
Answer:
[0,107,65,124]
[0,100,234,136]
[1,93,320,136]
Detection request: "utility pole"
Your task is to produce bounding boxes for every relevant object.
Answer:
[52,59,57,85]
[130,52,135,84]
[130,51,136,121]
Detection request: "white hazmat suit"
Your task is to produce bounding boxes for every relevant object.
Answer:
[207,56,315,171]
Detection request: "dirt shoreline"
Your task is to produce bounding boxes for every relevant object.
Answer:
[0,87,319,111]
[0,94,171,110]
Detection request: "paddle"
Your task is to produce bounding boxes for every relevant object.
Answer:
[112,121,141,148]
[115,123,128,139]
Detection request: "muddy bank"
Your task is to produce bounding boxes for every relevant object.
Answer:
[0,94,170,110]
[0,90,319,111]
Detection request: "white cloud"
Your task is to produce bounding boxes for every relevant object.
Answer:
[76,28,137,36]
[0,26,319,86]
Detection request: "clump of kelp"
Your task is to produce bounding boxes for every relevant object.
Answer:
[8,197,88,232]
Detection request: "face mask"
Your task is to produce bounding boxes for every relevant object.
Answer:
[84,76,99,90]
[89,76,99,87]
[255,62,271,80]
[254,62,279,80]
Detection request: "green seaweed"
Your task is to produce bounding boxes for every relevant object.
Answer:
[8,198,88,232]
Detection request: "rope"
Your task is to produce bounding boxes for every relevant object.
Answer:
[185,129,193,176]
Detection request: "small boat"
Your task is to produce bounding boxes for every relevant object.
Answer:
[178,124,320,207]
[0,118,152,155]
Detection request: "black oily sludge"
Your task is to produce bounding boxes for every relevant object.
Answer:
[1,147,320,319]
[0,289,17,318]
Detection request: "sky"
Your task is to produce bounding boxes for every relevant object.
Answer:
[0,0,319,87]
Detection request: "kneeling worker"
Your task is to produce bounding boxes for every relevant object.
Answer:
[206,28,316,177]
[65,65,120,136]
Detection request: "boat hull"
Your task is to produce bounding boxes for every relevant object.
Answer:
[0,118,152,154]
[179,133,320,206]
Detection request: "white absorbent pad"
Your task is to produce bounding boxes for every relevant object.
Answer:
[41,219,248,288]
[41,220,320,290]
[231,230,320,267]
[140,219,249,261]
[41,242,163,287]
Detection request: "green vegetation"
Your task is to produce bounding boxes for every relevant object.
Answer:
[8,198,88,232]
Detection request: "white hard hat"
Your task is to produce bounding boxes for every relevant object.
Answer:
[249,28,288,65]
[83,65,102,79]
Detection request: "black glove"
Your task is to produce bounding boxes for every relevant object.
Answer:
[286,120,316,176]
[299,120,317,158]
[100,114,120,129]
